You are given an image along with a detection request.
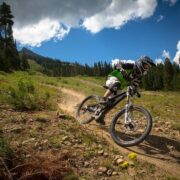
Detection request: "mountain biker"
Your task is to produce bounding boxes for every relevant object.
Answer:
[97,56,156,124]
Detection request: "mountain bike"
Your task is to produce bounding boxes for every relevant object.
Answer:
[76,85,152,147]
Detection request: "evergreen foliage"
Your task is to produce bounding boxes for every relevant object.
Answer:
[143,61,180,91]
[0,2,27,71]
[22,46,180,91]
[164,58,174,90]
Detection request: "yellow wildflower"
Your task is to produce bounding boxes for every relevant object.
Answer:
[128,152,137,160]
[120,161,129,168]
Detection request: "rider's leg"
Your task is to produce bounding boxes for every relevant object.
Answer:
[100,78,120,104]
[96,78,121,125]
[103,89,112,98]
[100,90,111,104]
[100,77,117,104]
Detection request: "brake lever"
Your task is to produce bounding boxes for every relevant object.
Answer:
[136,92,141,98]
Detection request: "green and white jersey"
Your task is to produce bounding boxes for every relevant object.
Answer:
[108,69,124,82]
[108,64,135,88]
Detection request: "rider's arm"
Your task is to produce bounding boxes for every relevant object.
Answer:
[116,63,130,80]
[129,73,142,88]
[131,77,142,88]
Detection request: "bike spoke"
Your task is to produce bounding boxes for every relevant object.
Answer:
[114,108,148,143]
[77,95,100,124]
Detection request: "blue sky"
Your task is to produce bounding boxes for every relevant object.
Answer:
[5,0,180,65]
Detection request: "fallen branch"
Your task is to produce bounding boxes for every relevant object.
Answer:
[0,157,13,180]
[17,171,49,180]
[10,163,30,172]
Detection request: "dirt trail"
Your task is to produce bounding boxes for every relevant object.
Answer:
[58,88,85,114]
[58,87,180,177]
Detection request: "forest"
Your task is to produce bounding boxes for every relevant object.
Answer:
[0,2,180,91]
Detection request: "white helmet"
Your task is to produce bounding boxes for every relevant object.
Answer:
[134,56,156,75]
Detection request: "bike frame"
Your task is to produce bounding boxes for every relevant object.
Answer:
[101,87,128,114]
[100,86,135,125]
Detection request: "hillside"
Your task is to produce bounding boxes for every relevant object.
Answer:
[19,47,180,91]
[20,48,95,77]
[0,71,179,179]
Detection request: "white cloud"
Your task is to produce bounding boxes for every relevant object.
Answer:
[157,15,164,22]
[112,58,134,68]
[4,0,111,27]
[13,19,70,47]
[162,50,171,59]
[3,0,110,47]
[155,58,164,65]
[1,0,158,46]
[155,49,170,65]
[173,41,180,65]
[163,0,178,6]
[83,0,157,33]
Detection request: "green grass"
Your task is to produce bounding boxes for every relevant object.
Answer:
[0,71,179,126]
[0,135,13,158]
[166,177,180,180]
[100,158,114,169]
[49,136,61,148]
[134,91,180,124]
[81,132,99,146]
[0,71,58,110]
[56,76,105,95]
[63,173,79,180]
[28,59,44,72]
[1,71,179,179]
[171,123,180,131]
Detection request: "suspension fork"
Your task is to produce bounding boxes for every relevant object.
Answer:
[125,86,132,125]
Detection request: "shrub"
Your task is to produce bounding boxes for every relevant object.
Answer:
[63,173,79,180]
[0,71,7,76]
[0,135,13,158]
[81,132,98,146]
[28,70,36,75]
[7,78,50,110]
[62,80,68,84]
[171,123,180,131]
[100,159,114,169]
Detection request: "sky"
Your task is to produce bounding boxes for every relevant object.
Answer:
[2,0,180,65]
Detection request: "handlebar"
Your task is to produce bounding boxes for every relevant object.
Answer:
[128,85,141,98]
[136,91,141,98]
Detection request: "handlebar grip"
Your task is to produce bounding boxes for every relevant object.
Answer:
[133,87,141,97]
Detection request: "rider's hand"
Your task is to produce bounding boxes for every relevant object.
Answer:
[132,86,141,97]
[136,91,141,97]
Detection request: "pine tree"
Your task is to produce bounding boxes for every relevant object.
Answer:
[21,52,30,70]
[0,2,14,48]
[0,2,21,71]
[143,70,152,90]
[0,49,8,71]
[164,58,174,90]
[172,62,180,90]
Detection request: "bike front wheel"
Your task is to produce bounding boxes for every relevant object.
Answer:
[110,105,152,147]
[76,95,100,124]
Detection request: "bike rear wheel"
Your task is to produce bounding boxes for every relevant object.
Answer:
[76,95,100,124]
[110,105,152,147]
